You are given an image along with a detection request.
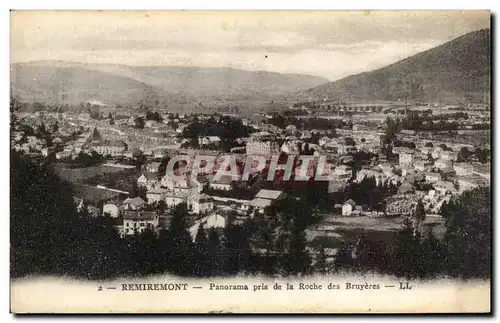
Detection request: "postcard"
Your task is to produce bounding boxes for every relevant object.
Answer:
[10,10,491,314]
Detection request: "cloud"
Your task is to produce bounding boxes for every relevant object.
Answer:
[10,10,490,80]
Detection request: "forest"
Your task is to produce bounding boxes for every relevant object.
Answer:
[11,148,490,280]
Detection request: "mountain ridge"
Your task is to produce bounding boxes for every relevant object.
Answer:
[298,28,491,104]
[10,60,329,106]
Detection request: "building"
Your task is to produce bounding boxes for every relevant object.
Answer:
[103,203,120,217]
[453,163,474,176]
[246,139,280,157]
[434,180,458,194]
[122,197,146,211]
[377,163,395,177]
[342,199,357,216]
[146,187,168,204]
[122,210,159,235]
[440,151,458,162]
[198,136,222,146]
[209,175,234,191]
[425,172,442,183]
[356,168,384,186]
[414,160,433,172]
[187,193,214,214]
[250,198,273,211]
[334,165,353,177]
[92,142,127,157]
[334,137,357,155]
[165,191,188,208]
[145,161,161,173]
[399,149,415,167]
[434,159,452,170]
[188,211,229,240]
[137,173,159,190]
[255,189,283,201]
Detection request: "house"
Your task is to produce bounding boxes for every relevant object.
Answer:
[146,187,168,204]
[255,189,283,201]
[425,172,442,183]
[377,163,395,177]
[431,147,443,159]
[144,161,161,173]
[86,205,101,217]
[420,146,433,155]
[434,180,457,194]
[414,160,433,172]
[250,198,273,211]
[440,167,455,180]
[453,163,474,176]
[187,193,214,214]
[122,210,159,235]
[137,173,159,190]
[73,197,85,212]
[334,165,352,177]
[137,174,149,187]
[246,139,280,157]
[440,151,458,162]
[198,136,222,146]
[434,159,452,170]
[92,141,127,157]
[209,175,234,191]
[122,197,146,211]
[342,199,357,217]
[165,191,188,208]
[335,137,357,155]
[41,147,54,157]
[103,203,120,217]
[399,149,415,167]
[188,211,229,240]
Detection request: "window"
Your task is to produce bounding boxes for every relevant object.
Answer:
[126,222,129,227]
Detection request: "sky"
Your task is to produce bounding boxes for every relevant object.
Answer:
[10,10,490,81]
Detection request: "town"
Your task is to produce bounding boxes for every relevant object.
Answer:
[10,96,491,278]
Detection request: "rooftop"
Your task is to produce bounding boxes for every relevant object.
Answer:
[255,189,283,200]
[250,198,273,208]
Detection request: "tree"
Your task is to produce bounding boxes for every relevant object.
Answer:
[382,117,401,158]
[134,117,145,129]
[193,223,209,277]
[441,187,491,278]
[207,228,223,276]
[10,150,125,279]
[131,182,147,200]
[458,146,472,162]
[223,222,252,275]
[475,148,490,164]
[393,217,421,278]
[412,199,426,237]
[314,245,327,275]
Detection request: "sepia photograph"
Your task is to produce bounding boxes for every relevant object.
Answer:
[9,10,491,313]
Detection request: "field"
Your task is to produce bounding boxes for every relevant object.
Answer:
[55,164,125,183]
[309,215,446,250]
[55,164,139,204]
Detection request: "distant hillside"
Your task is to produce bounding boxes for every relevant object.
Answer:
[299,29,491,104]
[10,61,328,106]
